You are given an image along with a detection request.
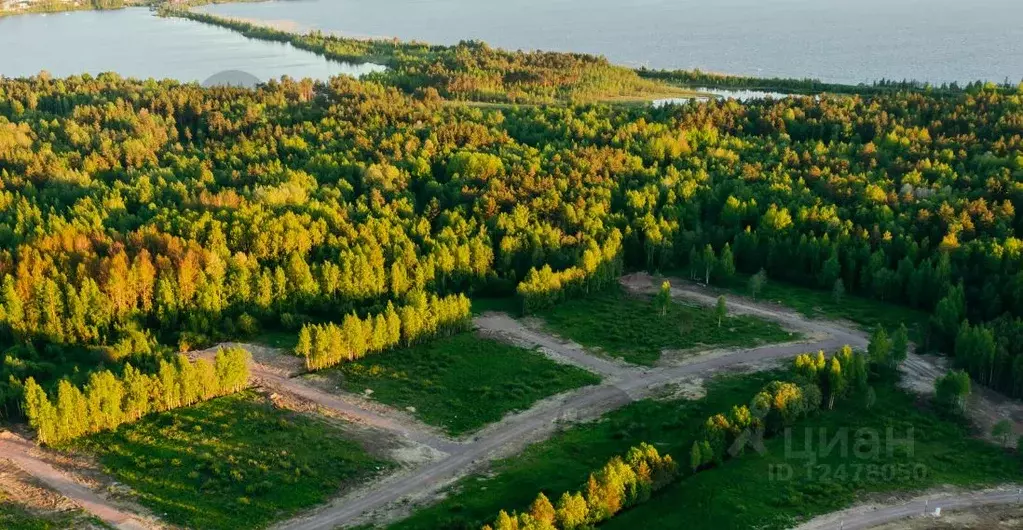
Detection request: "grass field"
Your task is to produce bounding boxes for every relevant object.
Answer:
[326,333,600,436]
[0,499,94,530]
[603,387,1016,529]
[389,372,1017,530]
[388,371,780,530]
[671,269,930,337]
[71,391,387,530]
[537,287,794,365]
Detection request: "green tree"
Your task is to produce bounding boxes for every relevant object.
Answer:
[699,440,714,467]
[819,250,841,288]
[930,282,966,351]
[992,419,1013,446]
[891,323,909,370]
[655,280,671,317]
[717,244,736,280]
[22,378,57,445]
[935,369,971,413]
[702,245,716,285]
[121,364,152,421]
[296,326,312,358]
[832,278,845,305]
[690,440,702,473]
[749,269,767,300]
[688,246,699,281]
[826,357,846,409]
[715,295,727,327]
[868,327,891,369]
[865,386,876,409]
[554,491,588,530]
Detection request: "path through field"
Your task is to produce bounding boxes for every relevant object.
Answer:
[272,274,881,529]
[793,486,1023,530]
[4,272,1016,530]
[0,433,156,530]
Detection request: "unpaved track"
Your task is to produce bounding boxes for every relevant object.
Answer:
[7,272,997,530]
[0,434,155,530]
[192,346,459,453]
[474,312,636,379]
[273,275,886,530]
[622,272,869,350]
[254,366,461,453]
[793,487,1023,530]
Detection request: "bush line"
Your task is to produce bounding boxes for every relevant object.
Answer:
[22,347,250,445]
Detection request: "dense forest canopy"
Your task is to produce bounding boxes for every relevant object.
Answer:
[1,52,1023,416]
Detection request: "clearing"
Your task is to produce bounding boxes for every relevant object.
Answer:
[305,333,601,436]
[387,371,780,530]
[663,268,929,336]
[602,383,1016,530]
[0,459,105,530]
[391,369,1017,530]
[69,391,389,530]
[535,286,793,365]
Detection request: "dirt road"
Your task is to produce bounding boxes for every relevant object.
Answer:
[8,272,1007,530]
[0,433,155,530]
[474,312,637,379]
[255,367,462,453]
[272,275,887,530]
[793,487,1023,530]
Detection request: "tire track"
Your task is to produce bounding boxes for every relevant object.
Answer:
[0,433,155,530]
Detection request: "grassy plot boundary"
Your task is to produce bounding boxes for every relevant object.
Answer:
[603,381,1016,530]
[72,391,388,530]
[535,287,794,365]
[663,267,929,336]
[389,369,1018,530]
[318,333,601,436]
[387,371,783,530]
[0,499,98,530]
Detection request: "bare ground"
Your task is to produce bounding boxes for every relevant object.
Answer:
[0,459,106,530]
[900,353,1023,448]
[0,432,163,530]
[272,275,895,530]
[794,485,1023,530]
[8,272,1021,530]
[871,502,1023,529]
[474,312,635,379]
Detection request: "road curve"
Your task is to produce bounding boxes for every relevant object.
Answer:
[253,367,462,454]
[3,273,967,530]
[792,487,1023,530]
[273,276,874,530]
[0,434,154,530]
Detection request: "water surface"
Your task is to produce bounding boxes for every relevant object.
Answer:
[0,8,384,83]
[202,0,1023,85]
[653,88,793,107]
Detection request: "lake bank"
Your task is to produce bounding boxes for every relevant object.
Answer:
[199,0,1023,86]
[0,7,383,83]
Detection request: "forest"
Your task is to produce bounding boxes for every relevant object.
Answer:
[637,67,1023,96]
[0,34,1022,437]
[168,9,689,105]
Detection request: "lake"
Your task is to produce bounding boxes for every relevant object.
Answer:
[201,0,1023,85]
[0,8,384,84]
